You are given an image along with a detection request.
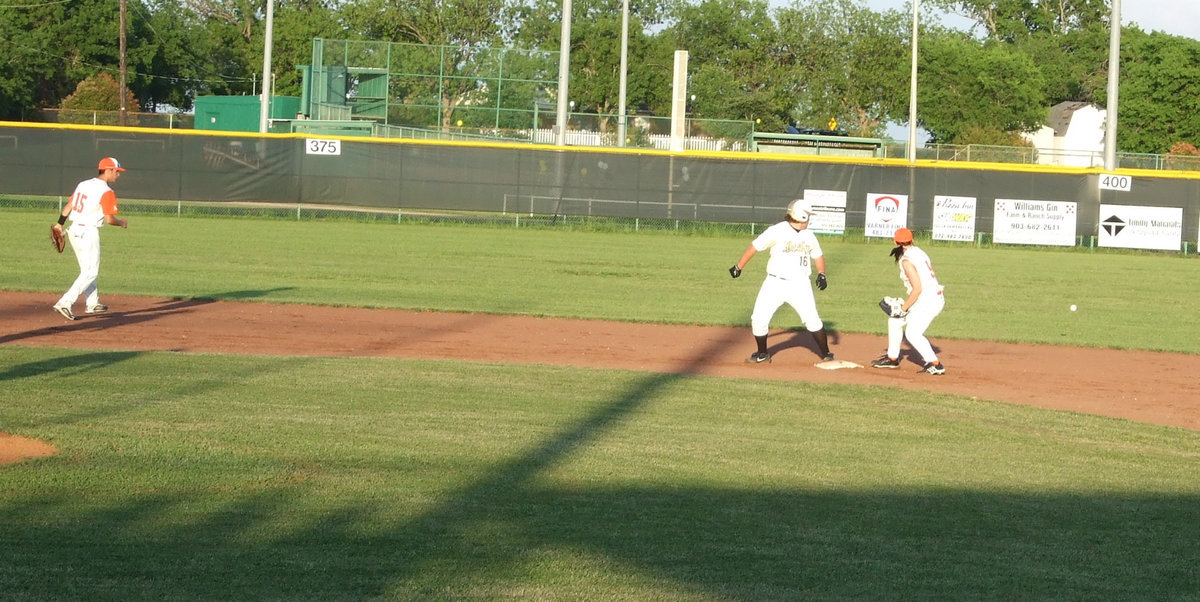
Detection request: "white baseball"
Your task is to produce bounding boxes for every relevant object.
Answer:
[1069,304,1077,312]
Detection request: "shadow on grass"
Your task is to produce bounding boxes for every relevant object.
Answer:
[0,330,1196,599]
[2,483,1196,598]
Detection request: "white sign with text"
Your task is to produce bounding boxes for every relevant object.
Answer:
[1098,204,1182,251]
[993,199,1077,246]
[864,193,908,238]
[804,189,848,235]
[932,195,978,242]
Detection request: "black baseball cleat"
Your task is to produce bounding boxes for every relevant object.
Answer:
[871,355,901,369]
[821,353,835,362]
[919,361,946,375]
[745,351,772,364]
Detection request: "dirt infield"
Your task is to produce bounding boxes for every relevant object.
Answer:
[0,433,57,464]
[2,290,1199,454]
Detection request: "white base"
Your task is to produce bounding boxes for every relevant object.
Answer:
[814,359,862,370]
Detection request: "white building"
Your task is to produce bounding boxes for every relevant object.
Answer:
[1022,101,1107,167]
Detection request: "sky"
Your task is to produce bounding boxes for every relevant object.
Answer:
[861,0,1200,42]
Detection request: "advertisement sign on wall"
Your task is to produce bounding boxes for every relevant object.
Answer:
[805,189,848,235]
[1098,204,1182,251]
[932,195,978,242]
[864,193,908,238]
[993,199,1077,246]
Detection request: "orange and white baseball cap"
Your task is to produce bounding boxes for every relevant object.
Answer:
[893,227,914,244]
[98,157,126,172]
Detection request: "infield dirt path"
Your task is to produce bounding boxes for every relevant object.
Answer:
[3,291,1199,434]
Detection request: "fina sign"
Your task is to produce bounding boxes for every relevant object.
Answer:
[1098,204,1182,251]
[864,193,908,238]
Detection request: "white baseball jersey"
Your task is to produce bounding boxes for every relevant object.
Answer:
[898,245,942,301]
[67,177,119,229]
[752,221,823,280]
[748,221,825,336]
[887,245,945,364]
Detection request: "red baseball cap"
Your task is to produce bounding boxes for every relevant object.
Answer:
[893,227,913,244]
[98,157,126,172]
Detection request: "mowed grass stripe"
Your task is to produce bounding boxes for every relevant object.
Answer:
[3,209,1199,352]
[1,347,1198,599]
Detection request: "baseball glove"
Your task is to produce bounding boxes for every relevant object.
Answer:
[879,296,907,318]
[50,224,66,253]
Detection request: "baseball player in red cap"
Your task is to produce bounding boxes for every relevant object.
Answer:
[52,157,128,321]
[729,199,834,364]
[872,227,946,374]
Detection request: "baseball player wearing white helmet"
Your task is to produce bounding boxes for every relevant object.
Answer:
[52,157,129,321]
[729,199,834,364]
[872,227,946,374]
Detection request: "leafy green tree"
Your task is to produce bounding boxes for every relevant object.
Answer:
[1108,29,1200,154]
[60,72,139,111]
[918,34,1046,143]
[927,0,1110,41]
[666,0,789,130]
[271,0,350,98]
[774,0,910,137]
[511,0,673,136]
[0,1,62,118]
[57,72,140,124]
[341,0,512,129]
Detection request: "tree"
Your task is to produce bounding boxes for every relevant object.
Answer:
[61,73,139,111]
[511,0,673,136]
[774,0,910,137]
[918,34,1046,143]
[1109,29,1200,154]
[343,0,513,129]
[666,0,790,130]
[926,0,1110,41]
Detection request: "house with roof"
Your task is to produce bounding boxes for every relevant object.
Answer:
[1022,101,1107,167]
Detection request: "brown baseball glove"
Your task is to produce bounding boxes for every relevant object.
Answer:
[51,224,66,253]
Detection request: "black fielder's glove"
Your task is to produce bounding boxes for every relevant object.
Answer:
[729,265,742,279]
[815,272,827,290]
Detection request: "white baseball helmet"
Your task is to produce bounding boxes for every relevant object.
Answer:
[787,199,813,222]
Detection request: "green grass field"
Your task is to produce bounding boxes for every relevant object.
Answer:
[3,209,1199,600]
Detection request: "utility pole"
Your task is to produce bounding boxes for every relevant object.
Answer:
[119,0,127,126]
[1103,0,1122,170]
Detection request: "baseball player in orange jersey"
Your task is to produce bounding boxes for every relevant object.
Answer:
[872,227,946,374]
[52,157,128,321]
[729,199,834,364]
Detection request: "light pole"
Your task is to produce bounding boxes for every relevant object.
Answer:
[617,0,629,148]
[554,0,572,146]
[259,0,275,133]
[1103,0,1121,170]
[119,0,127,126]
[906,0,919,162]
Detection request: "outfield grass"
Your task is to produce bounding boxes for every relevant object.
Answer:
[2,349,1198,600]
[3,208,1200,599]
[3,209,1199,352]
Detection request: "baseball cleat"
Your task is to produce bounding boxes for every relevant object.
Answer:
[821,353,835,362]
[745,351,772,364]
[53,304,77,321]
[919,361,946,375]
[86,304,109,314]
[871,355,901,369]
